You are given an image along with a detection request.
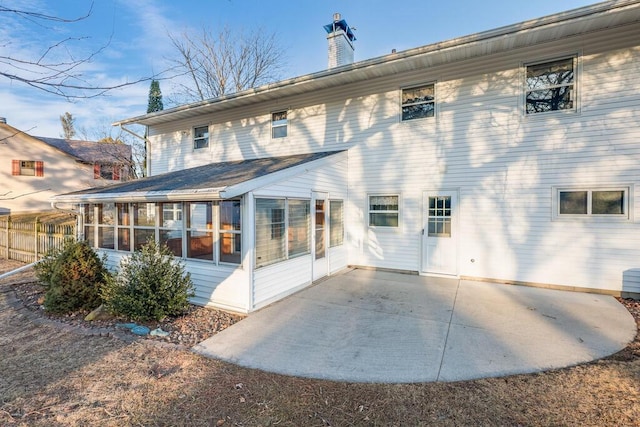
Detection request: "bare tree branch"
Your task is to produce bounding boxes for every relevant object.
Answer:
[167,26,287,103]
[0,3,156,100]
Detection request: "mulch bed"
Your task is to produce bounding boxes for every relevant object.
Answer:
[1,260,244,348]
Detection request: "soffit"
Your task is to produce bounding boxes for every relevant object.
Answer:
[115,0,640,127]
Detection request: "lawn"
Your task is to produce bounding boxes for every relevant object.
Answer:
[1,259,639,426]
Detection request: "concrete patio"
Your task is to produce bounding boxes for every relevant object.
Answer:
[194,269,636,383]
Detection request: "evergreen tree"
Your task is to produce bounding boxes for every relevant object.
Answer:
[60,112,76,139]
[147,79,163,113]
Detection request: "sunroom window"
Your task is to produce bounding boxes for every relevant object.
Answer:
[401,84,435,121]
[255,198,311,268]
[525,57,575,114]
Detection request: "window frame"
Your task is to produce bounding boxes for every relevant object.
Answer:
[524,55,578,116]
[271,110,288,139]
[368,194,400,228]
[400,82,436,122]
[552,186,632,221]
[193,125,210,150]
[255,197,311,268]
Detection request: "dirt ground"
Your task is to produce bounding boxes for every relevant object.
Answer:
[1,259,639,426]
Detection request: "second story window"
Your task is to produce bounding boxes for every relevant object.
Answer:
[401,84,435,121]
[12,160,44,177]
[271,111,288,138]
[193,125,209,149]
[525,57,575,114]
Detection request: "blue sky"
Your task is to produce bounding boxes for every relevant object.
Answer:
[0,0,597,138]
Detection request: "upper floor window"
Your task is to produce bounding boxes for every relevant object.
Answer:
[94,163,121,180]
[271,111,288,138]
[555,187,630,219]
[12,160,43,177]
[525,57,575,114]
[401,84,435,121]
[369,195,399,227]
[193,125,209,149]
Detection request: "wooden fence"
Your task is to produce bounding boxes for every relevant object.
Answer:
[0,217,76,263]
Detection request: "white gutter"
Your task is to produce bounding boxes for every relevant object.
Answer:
[113,0,640,127]
[51,188,224,204]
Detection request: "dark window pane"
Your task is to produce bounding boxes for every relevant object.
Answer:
[559,191,587,214]
[84,225,95,247]
[187,231,213,260]
[98,227,114,249]
[160,230,182,257]
[118,228,131,251]
[220,233,241,263]
[134,229,155,250]
[370,213,399,227]
[592,191,624,215]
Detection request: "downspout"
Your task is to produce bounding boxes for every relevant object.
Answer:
[118,124,151,177]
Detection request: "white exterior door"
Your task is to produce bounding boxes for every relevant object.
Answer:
[422,191,458,276]
[312,192,328,281]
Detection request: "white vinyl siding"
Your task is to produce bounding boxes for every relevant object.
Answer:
[145,23,640,297]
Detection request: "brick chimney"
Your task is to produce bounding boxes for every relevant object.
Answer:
[323,13,356,69]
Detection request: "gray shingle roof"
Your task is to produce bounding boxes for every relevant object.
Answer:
[57,151,343,199]
[36,136,132,164]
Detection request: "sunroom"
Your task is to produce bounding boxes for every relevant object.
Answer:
[50,151,349,313]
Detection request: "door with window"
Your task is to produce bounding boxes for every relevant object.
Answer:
[422,191,458,276]
[312,192,328,281]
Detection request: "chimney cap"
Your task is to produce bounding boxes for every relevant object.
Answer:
[323,13,356,42]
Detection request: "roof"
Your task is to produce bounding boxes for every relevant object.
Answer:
[51,150,346,203]
[35,136,132,164]
[114,0,640,127]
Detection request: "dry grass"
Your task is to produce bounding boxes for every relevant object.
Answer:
[1,259,639,426]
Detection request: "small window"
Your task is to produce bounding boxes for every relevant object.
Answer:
[271,111,288,138]
[193,125,209,149]
[401,84,435,121]
[557,188,628,218]
[369,195,399,227]
[12,160,43,177]
[94,163,121,180]
[525,57,575,114]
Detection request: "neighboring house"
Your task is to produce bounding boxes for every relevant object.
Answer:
[53,1,640,313]
[0,120,131,213]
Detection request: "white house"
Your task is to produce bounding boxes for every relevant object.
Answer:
[1,120,132,214]
[52,0,640,313]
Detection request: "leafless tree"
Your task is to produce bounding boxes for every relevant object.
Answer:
[79,120,146,179]
[168,26,286,102]
[0,3,151,99]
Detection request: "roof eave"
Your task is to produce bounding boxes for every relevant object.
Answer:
[113,0,640,127]
[50,188,224,204]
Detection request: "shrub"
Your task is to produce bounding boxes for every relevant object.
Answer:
[101,239,195,321]
[34,239,109,314]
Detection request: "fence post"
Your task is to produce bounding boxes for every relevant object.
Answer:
[6,216,10,260]
[34,217,39,262]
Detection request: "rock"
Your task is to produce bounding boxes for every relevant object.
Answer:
[85,304,115,321]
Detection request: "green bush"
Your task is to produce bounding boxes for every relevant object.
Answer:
[34,240,109,314]
[101,239,195,321]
